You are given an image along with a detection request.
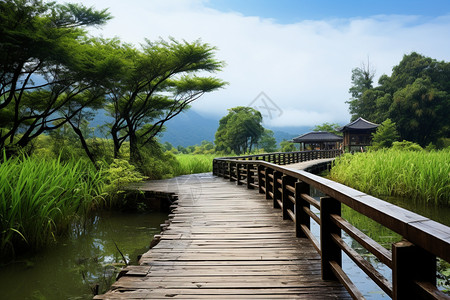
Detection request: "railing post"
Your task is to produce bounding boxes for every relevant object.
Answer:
[224,162,229,179]
[282,175,295,220]
[273,171,283,208]
[320,196,342,281]
[392,240,436,300]
[258,165,265,194]
[246,164,254,189]
[295,181,310,238]
[265,168,274,200]
[236,162,242,185]
[229,162,236,182]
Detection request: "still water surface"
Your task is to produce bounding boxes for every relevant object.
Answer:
[0,211,167,300]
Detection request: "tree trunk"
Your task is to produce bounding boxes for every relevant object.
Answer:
[129,130,141,165]
[68,120,99,170]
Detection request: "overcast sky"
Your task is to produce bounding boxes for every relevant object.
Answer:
[57,0,450,128]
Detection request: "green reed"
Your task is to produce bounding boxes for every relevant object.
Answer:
[172,154,215,176]
[328,149,450,205]
[0,155,106,258]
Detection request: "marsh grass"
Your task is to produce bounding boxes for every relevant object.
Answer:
[328,149,450,205]
[172,154,215,176]
[0,155,106,258]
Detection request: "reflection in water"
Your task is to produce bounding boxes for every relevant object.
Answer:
[0,211,167,300]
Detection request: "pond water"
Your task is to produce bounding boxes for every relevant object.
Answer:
[0,211,167,300]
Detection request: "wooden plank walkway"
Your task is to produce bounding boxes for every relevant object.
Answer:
[96,162,350,299]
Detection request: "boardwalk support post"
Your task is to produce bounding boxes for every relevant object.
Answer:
[247,164,254,189]
[392,240,436,300]
[258,165,265,194]
[236,163,242,185]
[320,196,341,280]
[295,181,310,238]
[273,171,283,209]
[282,175,296,220]
[265,168,274,200]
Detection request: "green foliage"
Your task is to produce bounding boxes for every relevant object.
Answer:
[215,106,264,155]
[347,62,376,121]
[102,159,145,195]
[0,155,106,259]
[0,0,112,154]
[257,129,278,152]
[280,139,297,152]
[328,149,449,205]
[105,38,226,162]
[347,52,450,146]
[391,140,423,151]
[173,154,215,176]
[312,123,343,136]
[371,118,399,150]
[136,141,179,180]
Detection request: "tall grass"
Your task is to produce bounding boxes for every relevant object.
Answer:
[172,154,215,176]
[0,155,105,259]
[328,149,450,205]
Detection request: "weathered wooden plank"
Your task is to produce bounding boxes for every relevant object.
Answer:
[98,173,350,299]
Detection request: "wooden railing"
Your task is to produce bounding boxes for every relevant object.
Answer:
[212,152,450,300]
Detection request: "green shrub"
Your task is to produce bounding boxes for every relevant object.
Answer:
[102,159,145,194]
[391,140,423,151]
[137,142,179,179]
[371,119,399,150]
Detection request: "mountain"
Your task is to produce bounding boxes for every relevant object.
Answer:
[158,110,219,147]
[159,110,311,147]
[89,109,311,147]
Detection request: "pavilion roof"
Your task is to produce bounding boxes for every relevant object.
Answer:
[292,131,343,143]
[339,117,379,131]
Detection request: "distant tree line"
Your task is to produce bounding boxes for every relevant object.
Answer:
[347,52,449,147]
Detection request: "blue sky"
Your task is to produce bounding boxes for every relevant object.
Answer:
[206,0,450,22]
[56,0,450,128]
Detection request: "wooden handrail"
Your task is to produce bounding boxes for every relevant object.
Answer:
[212,150,450,300]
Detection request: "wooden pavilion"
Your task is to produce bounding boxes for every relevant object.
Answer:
[339,117,379,152]
[292,131,343,151]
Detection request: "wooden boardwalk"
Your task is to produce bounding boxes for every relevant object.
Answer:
[96,164,351,299]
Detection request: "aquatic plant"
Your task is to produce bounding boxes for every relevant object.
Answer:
[172,154,215,176]
[328,148,450,205]
[0,155,105,258]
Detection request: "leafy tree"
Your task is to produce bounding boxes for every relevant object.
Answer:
[105,38,226,163]
[371,119,399,150]
[346,61,376,121]
[313,122,342,136]
[0,0,111,162]
[177,145,188,154]
[215,107,264,155]
[346,52,450,146]
[163,142,174,152]
[257,129,278,152]
[280,139,296,152]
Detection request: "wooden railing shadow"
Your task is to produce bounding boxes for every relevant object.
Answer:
[213,150,450,300]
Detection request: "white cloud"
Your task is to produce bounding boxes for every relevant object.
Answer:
[62,0,450,127]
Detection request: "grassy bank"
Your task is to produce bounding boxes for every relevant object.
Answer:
[0,155,106,259]
[328,149,450,205]
[172,154,215,176]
